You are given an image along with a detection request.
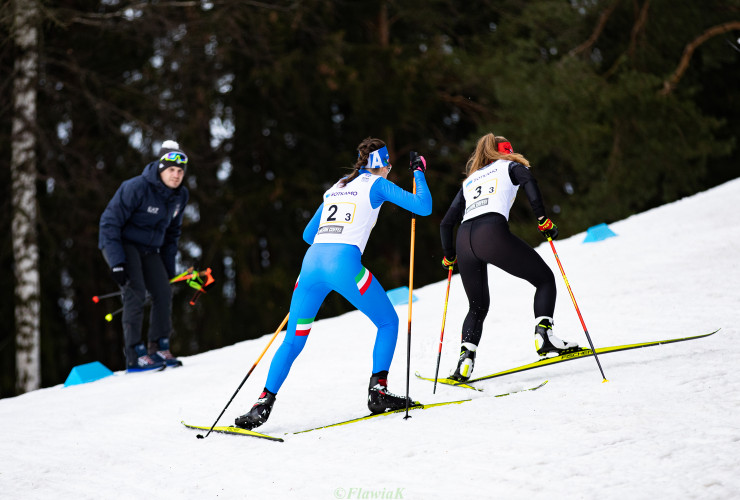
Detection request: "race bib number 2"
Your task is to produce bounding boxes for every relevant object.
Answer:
[322,202,356,224]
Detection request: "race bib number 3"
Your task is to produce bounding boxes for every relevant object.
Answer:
[466,178,498,200]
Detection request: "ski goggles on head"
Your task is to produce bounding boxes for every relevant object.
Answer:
[366,146,390,169]
[160,151,188,165]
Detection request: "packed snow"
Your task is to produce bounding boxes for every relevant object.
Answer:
[2,179,739,500]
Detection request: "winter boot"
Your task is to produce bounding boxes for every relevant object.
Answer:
[235,390,277,430]
[367,373,420,414]
[149,337,182,368]
[126,343,166,373]
[534,317,579,357]
[449,342,477,382]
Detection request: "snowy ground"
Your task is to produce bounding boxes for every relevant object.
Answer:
[1,179,739,500]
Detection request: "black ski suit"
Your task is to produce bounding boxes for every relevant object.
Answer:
[439,161,556,347]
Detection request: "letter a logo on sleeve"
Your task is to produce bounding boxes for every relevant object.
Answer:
[295,317,315,336]
[355,267,373,295]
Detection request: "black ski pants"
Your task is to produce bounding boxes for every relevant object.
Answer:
[104,244,173,363]
[456,213,556,347]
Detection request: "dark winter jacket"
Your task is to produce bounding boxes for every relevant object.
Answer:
[99,161,189,278]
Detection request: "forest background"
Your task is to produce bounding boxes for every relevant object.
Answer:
[1,0,738,397]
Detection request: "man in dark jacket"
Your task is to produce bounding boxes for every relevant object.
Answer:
[99,140,189,372]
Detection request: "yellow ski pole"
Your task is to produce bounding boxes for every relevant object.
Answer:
[196,312,289,439]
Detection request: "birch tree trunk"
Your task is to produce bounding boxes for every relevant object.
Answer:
[11,0,41,393]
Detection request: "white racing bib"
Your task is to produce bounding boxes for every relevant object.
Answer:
[461,160,520,222]
[313,173,382,253]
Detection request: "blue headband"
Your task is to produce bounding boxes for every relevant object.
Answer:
[366,146,390,169]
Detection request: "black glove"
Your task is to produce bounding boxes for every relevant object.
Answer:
[111,264,128,287]
[442,256,457,269]
[538,218,559,240]
[409,151,427,173]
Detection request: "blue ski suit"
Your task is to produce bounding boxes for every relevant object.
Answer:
[264,169,432,394]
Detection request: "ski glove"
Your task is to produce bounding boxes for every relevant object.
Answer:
[409,151,427,173]
[111,264,128,287]
[442,256,457,269]
[538,218,559,240]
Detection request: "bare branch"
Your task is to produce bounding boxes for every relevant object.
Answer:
[661,21,740,95]
[569,0,621,57]
[66,0,291,27]
[436,91,489,116]
[68,1,198,26]
[602,0,651,80]
[628,0,650,59]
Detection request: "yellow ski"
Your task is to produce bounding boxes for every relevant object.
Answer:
[181,421,284,442]
[294,380,547,434]
[420,329,720,388]
[293,399,470,434]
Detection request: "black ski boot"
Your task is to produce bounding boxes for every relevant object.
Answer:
[534,317,579,357]
[367,373,419,414]
[449,342,477,382]
[235,390,276,430]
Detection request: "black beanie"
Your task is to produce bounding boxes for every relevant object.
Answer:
[158,140,188,173]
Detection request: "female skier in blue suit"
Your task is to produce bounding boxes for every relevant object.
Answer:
[235,137,432,430]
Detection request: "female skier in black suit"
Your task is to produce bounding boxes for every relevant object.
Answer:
[440,133,578,381]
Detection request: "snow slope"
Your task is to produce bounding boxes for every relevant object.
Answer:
[1,179,738,500]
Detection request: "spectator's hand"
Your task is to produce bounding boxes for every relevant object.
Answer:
[442,255,457,269]
[409,151,427,173]
[538,218,559,240]
[111,264,128,287]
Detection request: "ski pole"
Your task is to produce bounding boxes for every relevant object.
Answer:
[189,289,204,306]
[105,306,123,322]
[186,268,215,305]
[196,312,290,439]
[404,153,419,419]
[194,268,215,290]
[92,291,122,303]
[547,237,608,382]
[100,294,153,322]
[170,267,195,284]
[93,268,202,304]
[101,293,154,321]
[433,266,454,394]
